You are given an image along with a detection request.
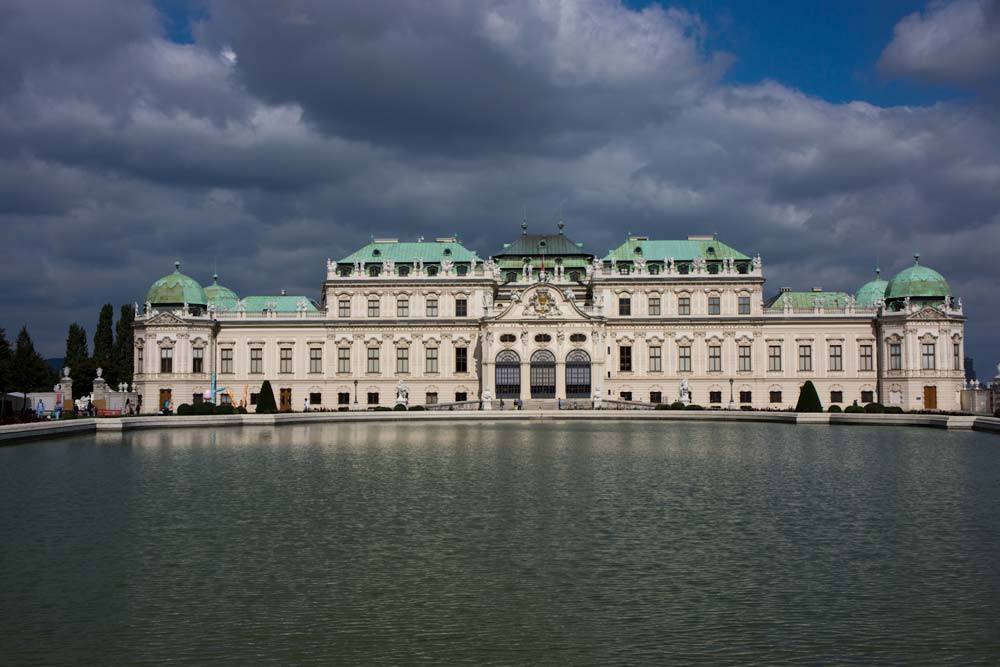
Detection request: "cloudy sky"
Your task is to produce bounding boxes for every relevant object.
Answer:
[3,0,999,374]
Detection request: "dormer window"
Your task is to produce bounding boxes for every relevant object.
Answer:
[506,272,517,282]
[369,265,381,277]
[339,267,351,277]
[398,265,410,276]
[634,247,642,255]
[456,265,468,276]
[539,240,547,250]
[706,246,715,254]
[443,248,452,256]
[427,266,438,276]
[648,264,660,275]
[373,249,381,257]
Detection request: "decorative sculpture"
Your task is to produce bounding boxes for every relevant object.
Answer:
[679,378,691,405]
[395,380,408,406]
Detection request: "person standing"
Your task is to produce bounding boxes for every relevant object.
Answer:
[303,397,310,412]
[36,399,45,420]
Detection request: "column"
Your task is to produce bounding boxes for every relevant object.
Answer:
[520,359,531,401]
[556,359,566,400]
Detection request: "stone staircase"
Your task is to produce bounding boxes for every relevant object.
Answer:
[495,398,557,411]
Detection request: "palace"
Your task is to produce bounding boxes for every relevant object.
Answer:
[133,224,966,412]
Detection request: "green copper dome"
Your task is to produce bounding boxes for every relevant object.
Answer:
[146,261,208,306]
[204,273,239,311]
[884,254,951,301]
[855,269,888,307]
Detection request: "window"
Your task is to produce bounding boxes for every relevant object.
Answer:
[649,297,661,316]
[397,297,409,317]
[619,297,631,316]
[861,390,874,403]
[649,346,662,372]
[708,296,721,315]
[250,348,262,374]
[367,298,380,318]
[619,346,632,372]
[396,347,409,373]
[708,345,722,372]
[830,391,843,403]
[367,348,380,373]
[650,391,662,404]
[338,299,350,317]
[425,347,438,373]
[160,348,173,373]
[221,349,233,374]
[954,343,961,370]
[427,266,438,276]
[648,264,660,275]
[739,391,752,403]
[136,347,143,374]
[500,334,516,343]
[368,265,381,277]
[798,344,813,372]
[678,296,691,315]
[367,392,379,405]
[309,392,322,405]
[426,392,438,405]
[220,393,232,406]
[398,265,410,276]
[309,347,322,373]
[337,347,350,373]
[620,391,633,401]
[739,345,752,372]
[890,343,902,371]
[455,391,467,402]
[338,392,350,405]
[455,297,468,317]
[279,347,292,373]
[570,333,586,343]
[860,344,873,371]
[770,391,782,403]
[192,348,204,373]
[678,345,692,372]
[250,392,258,405]
[738,295,751,315]
[922,343,936,370]
[534,334,552,342]
[506,272,517,283]
[457,265,468,276]
[768,345,782,371]
[426,297,438,317]
[619,266,630,275]
[192,393,202,405]
[710,391,722,404]
[455,347,468,373]
[829,344,843,371]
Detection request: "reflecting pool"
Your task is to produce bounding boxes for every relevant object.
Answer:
[2,422,999,665]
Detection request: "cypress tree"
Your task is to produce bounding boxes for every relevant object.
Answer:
[256,380,277,414]
[12,326,55,398]
[0,328,11,417]
[112,304,135,386]
[64,323,92,398]
[92,304,115,383]
[795,380,823,413]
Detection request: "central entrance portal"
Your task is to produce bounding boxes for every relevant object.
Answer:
[495,350,521,398]
[530,350,556,398]
[565,349,592,398]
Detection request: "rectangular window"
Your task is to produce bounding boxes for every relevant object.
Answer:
[279,347,292,374]
[455,297,468,317]
[309,347,322,373]
[338,392,350,405]
[250,392,258,405]
[455,391,467,402]
[137,347,143,374]
[708,296,721,315]
[367,298,380,318]
[650,391,662,404]
[739,391,752,403]
[455,347,468,373]
[861,390,874,403]
[678,345,692,372]
[367,347,380,373]
[337,347,350,373]
[922,343,936,370]
[798,344,813,372]
[860,344,873,371]
[619,297,631,316]
[396,347,409,373]
[426,392,438,405]
[830,391,843,403]
[367,392,379,406]
[220,393,232,406]
[768,345,782,372]
[709,390,722,404]
[426,297,438,317]
[890,343,902,371]
[954,343,961,370]
[250,348,262,374]
[220,349,233,374]
[739,345,752,372]
[309,392,322,405]
[425,347,439,373]
[738,295,751,315]
[619,346,632,372]
[338,299,350,318]
[678,296,691,315]
[708,345,722,372]
[649,297,661,316]
[620,391,633,401]
[770,390,782,403]
[160,348,173,373]
[192,347,204,373]
[397,298,409,317]
[829,344,843,371]
[649,346,662,372]
[192,393,202,405]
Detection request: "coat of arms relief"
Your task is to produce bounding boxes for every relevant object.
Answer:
[524,288,562,318]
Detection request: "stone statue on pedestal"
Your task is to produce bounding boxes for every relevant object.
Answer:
[679,378,691,405]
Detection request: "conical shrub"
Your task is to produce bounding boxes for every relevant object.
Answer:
[256,380,277,414]
[795,380,823,413]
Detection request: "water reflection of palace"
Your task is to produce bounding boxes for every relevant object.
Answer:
[134,224,966,412]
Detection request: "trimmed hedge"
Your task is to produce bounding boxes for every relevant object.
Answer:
[177,403,193,416]
[393,404,407,411]
[670,401,686,410]
[885,406,904,414]
[215,404,235,415]
[844,405,864,413]
[795,381,823,413]
[236,406,247,414]
[408,405,425,411]
[256,380,277,414]
[684,404,704,410]
[828,405,842,413]
[995,407,1000,418]
[374,406,392,412]
[655,403,670,410]
[864,402,885,414]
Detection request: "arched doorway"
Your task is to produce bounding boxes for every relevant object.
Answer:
[530,350,556,398]
[495,350,521,398]
[565,349,591,398]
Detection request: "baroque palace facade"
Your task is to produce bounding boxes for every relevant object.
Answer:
[134,224,967,412]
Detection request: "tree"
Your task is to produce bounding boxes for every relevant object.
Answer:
[795,380,823,413]
[256,380,277,414]
[112,304,134,386]
[92,304,115,383]
[0,328,12,417]
[12,326,55,400]
[63,323,93,398]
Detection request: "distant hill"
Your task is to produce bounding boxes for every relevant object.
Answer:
[46,357,64,373]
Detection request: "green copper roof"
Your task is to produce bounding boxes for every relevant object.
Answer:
[766,291,851,311]
[146,262,207,306]
[884,255,951,300]
[605,238,750,262]
[855,270,888,307]
[494,232,590,258]
[242,295,319,312]
[339,240,481,264]
[204,274,240,311]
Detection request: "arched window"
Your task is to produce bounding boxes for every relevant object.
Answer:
[368,265,381,277]
[427,266,438,276]
[373,249,381,257]
[506,272,517,282]
[569,271,580,282]
[457,265,468,276]
[495,350,520,398]
[648,264,660,275]
[398,265,410,276]
[566,349,591,398]
[443,248,452,256]
[339,267,351,277]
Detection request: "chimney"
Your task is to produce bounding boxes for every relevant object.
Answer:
[779,287,791,293]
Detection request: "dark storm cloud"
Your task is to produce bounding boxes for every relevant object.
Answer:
[1,0,998,374]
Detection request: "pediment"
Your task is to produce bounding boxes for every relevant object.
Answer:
[490,284,596,322]
[909,306,946,321]
[143,312,188,327]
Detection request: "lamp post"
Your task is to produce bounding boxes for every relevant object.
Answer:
[729,377,735,410]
